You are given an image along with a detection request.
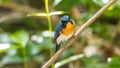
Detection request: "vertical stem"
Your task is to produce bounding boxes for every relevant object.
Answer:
[22,47,28,68]
[45,0,52,33]
[44,0,54,67]
[45,0,53,57]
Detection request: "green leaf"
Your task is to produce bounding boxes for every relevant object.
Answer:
[9,30,29,47]
[0,33,10,43]
[55,0,80,10]
[0,55,22,67]
[107,57,120,68]
[82,55,105,68]
[26,41,39,56]
[92,0,106,6]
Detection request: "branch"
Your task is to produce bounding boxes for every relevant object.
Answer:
[42,0,117,68]
[0,3,40,13]
[0,12,24,23]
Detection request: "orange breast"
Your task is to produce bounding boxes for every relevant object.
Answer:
[62,22,75,36]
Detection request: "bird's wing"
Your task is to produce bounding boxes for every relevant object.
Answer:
[53,22,62,43]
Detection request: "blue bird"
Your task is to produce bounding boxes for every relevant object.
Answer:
[53,15,75,53]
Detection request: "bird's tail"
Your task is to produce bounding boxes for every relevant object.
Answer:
[55,43,61,53]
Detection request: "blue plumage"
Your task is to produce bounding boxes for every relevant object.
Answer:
[53,15,75,53]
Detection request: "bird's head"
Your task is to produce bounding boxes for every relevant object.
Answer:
[60,15,75,24]
[60,15,70,22]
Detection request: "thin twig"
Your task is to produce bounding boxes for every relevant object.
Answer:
[0,3,40,13]
[42,0,117,68]
[0,12,24,23]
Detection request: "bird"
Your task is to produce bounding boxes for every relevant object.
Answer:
[53,15,75,53]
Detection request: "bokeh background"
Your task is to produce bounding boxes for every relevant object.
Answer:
[0,0,120,68]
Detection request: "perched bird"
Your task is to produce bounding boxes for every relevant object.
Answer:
[53,15,75,53]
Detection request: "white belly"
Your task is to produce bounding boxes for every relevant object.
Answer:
[56,33,73,45]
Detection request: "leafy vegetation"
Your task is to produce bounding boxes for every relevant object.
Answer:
[0,0,120,68]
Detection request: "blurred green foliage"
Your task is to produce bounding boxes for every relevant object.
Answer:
[107,57,120,68]
[0,0,120,68]
[55,0,80,10]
